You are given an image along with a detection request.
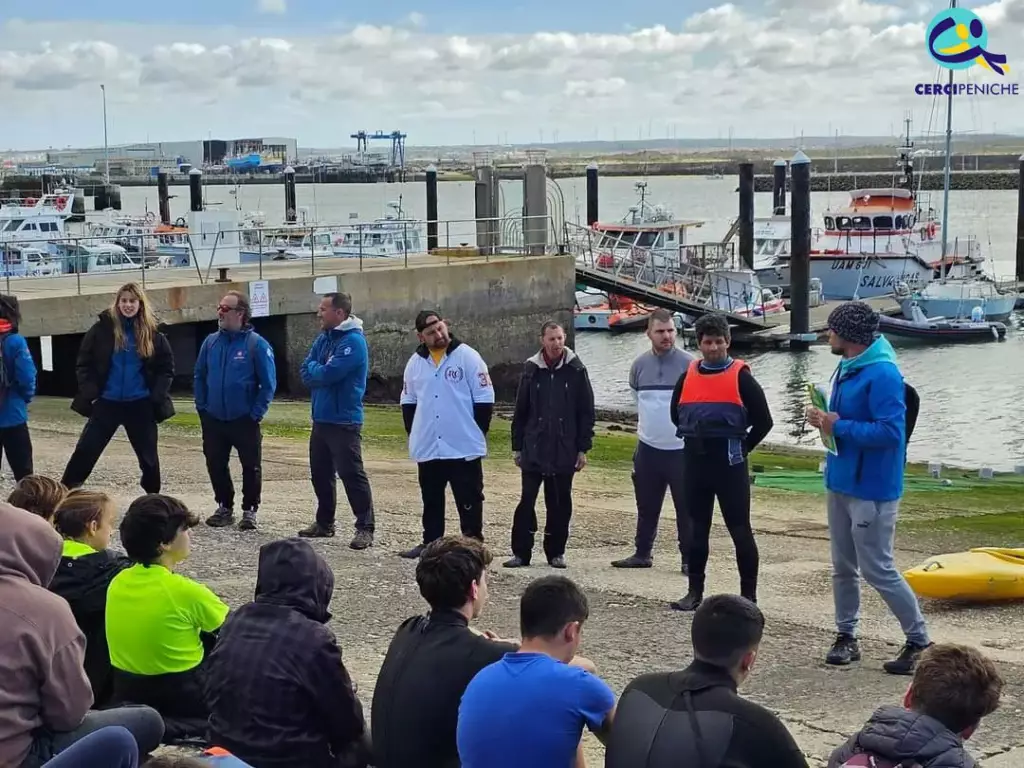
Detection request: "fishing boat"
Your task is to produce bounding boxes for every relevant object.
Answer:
[238,212,334,262]
[0,191,76,252]
[878,302,1006,343]
[331,200,424,258]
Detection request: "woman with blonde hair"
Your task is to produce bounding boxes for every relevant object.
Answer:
[62,282,175,493]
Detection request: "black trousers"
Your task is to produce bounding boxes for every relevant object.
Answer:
[201,414,262,511]
[310,422,375,531]
[0,423,33,481]
[632,441,691,560]
[418,458,484,544]
[511,470,574,562]
[62,399,160,493]
[684,453,758,599]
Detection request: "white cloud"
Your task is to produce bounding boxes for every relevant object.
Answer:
[256,0,287,14]
[0,2,1023,149]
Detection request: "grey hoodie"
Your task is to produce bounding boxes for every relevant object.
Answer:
[828,705,976,768]
[0,502,94,766]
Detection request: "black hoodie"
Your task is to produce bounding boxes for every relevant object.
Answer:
[828,706,977,768]
[205,538,367,768]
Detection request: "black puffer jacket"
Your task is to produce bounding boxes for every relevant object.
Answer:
[828,706,976,768]
[511,348,595,475]
[71,310,175,422]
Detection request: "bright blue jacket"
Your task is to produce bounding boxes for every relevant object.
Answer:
[299,317,368,426]
[195,327,277,422]
[103,320,149,402]
[824,336,907,502]
[0,333,36,427]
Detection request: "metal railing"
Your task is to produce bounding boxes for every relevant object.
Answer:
[0,213,567,296]
[569,223,777,320]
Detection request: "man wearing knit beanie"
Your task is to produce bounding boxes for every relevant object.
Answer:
[806,301,931,676]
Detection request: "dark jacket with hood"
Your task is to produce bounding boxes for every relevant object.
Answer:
[605,660,807,768]
[71,309,175,422]
[828,706,977,768]
[0,502,94,767]
[205,538,368,768]
[48,545,131,707]
[511,348,595,475]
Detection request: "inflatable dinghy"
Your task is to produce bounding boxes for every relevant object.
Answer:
[904,548,1024,601]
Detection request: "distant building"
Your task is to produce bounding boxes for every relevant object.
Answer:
[41,136,298,175]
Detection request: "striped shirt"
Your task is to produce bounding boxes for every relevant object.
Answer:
[629,346,695,451]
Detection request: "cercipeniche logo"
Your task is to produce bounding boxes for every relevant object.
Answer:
[915,6,1018,97]
[926,7,1007,74]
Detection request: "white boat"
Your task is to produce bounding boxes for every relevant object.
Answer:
[0,191,76,252]
[87,212,160,260]
[238,212,334,262]
[54,242,142,274]
[331,200,424,258]
[897,279,1018,322]
[0,244,63,277]
[880,301,1007,344]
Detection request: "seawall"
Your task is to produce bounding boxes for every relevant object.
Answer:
[15,255,575,403]
[753,170,1020,193]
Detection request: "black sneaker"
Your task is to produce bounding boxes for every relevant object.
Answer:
[349,529,374,550]
[237,509,258,531]
[611,554,653,568]
[670,591,703,611]
[825,634,861,666]
[883,641,932,676]
[398,544,425,559]
[205,506,234,528]
[548,556,567,569]
[298,522,335,538]
[503,556,530,568]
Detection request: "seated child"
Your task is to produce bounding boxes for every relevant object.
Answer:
[8,474,67,524]
[48,490,131,707]
[105,493,230,741]
[828,643,1003,768]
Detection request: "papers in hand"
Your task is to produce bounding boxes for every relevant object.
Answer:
[806,383,838,455]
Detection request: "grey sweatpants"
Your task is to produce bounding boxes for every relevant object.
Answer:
[827,491,930,646]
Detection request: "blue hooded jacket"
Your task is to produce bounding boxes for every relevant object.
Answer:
[824,336,907,502]
[300,317,368,426]
[102,319,150,402]
[195,327,277,422]
[0,333,37,427]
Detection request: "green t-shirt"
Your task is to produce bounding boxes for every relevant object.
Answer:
[62,540,98,558]
[105,563,229,675]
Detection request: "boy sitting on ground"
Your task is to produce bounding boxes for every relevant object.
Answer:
[206,538,370,768]
[49,489,131,707]
[7,474,67,524]
[828,643,1003,768]
[105,493,230,741]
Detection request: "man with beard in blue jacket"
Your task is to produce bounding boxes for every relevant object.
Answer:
[807,301,930,676]
[199,291,277,532]
[297,292,376,549]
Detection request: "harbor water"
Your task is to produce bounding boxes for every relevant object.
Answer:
[113,176,1024,470]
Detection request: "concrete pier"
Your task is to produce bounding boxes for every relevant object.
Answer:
[754,169,1019,193]
[16,253,574,403]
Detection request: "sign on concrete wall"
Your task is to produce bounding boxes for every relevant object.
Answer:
[249,280,270,318]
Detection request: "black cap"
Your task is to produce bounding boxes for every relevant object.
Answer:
[415,309,442,332]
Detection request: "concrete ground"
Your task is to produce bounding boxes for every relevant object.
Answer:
[15,410,1024,768]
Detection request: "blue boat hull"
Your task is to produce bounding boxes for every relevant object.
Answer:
[899,295,1017,322]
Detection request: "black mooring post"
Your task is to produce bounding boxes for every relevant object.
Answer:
[188,169,203,212]
[586,163,599,225]
[1016,154,1024,283]
[773,159,787,216]
[157,171,171,225]
[426,164,439,252]
[283,166,297,223]
[789,151,812,351]
[738,161,754,269]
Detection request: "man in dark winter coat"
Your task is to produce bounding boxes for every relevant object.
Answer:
[828,643,1002,768]
[205,538,370,768]
[504,321,595,569]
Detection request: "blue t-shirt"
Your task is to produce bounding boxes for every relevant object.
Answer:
[457,652,616,768]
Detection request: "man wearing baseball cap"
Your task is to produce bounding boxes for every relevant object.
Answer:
[398,310,495,559]
[806,301,930,676]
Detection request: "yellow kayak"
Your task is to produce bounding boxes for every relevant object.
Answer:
[904,548,1024,601]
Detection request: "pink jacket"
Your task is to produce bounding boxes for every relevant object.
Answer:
[0,502,93,765]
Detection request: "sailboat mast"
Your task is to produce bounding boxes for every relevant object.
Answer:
[939,0,955,275]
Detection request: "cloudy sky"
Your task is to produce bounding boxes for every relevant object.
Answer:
[1,0,1022,150]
